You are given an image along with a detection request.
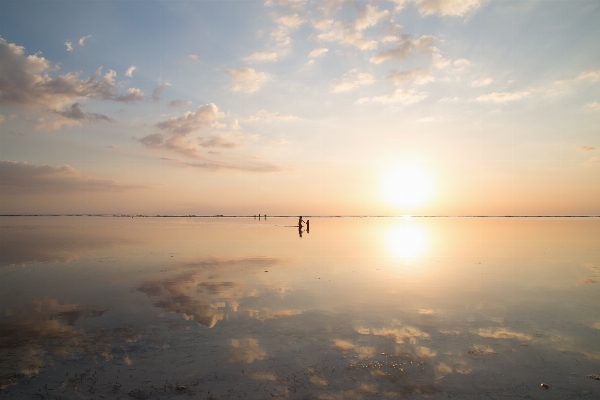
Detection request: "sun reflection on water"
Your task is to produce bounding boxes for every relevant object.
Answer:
[386,221,428,260]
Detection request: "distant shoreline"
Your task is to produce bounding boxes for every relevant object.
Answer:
[1,215,599,218]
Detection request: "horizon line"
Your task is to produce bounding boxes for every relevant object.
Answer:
[1,214,599,218]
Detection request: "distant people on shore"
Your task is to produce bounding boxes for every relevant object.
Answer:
[298,216,305,227]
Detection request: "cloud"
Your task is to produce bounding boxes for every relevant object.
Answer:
[370,35,436,64]
[576,69,600,82]
[575,145,595,152]
[151,83,170,102]
[155,103,224,135]
[333,339,376,359]
[440,96,459,102]
[226,68,270,93]
[64,41,73,51]
[475,91,529,102]
[314,5,389,50]
[331,69,375,92]
[0,161,138,194]
[125,65,137,77]
[182,159,285,173]
[244,51,279,62]
[0,38,144,110]
[168,99,192,107]
[414,0,481,17]
[308,47,328,58]
[0,115,4,123]
[115,87,144,103]
[588,101,600,111]
[78,35,92,46]
[141,104,231,158]
[52,102,114,123]
[357,88,428,104]
[276,13,306,29]
[471,78,493,87]
[385,67,434,85]
[583,156,599,166]
[245,109,299,122]
[264,0,305,10]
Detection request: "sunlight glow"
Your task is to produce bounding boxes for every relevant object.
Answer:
[381,164,433,208]
[386,222,428,259]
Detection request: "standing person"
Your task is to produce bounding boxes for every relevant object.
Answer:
[298,216,305,228]
[306,220,309,233]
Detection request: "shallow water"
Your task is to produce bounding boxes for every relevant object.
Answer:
[1,216,599,399]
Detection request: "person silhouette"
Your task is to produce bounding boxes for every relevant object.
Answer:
[298,216,305,228]
[306,219,309,233]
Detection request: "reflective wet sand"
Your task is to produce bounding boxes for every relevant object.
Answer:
[1,217,599,399]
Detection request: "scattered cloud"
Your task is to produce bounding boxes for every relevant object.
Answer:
[440,96,459,102]
[0,38,144,112]
[357,88,428,104]
[151,83,170,102]
[414,0,481,17]
[52,102,114,123]
[64,41,73,52]
[575,145,595,152]
[582,156,599,166]
[370,35,436,64]
[245,109,299,122]
[475,91,529,102]
[78,35,92,46]
[168,99,192,107]
[576,69,600,82]
[155,103,224,135]
[115,87,144,103]
[331,69,375,92]
[577,277,597,286]
[226,68,270,93]
[125,65,137,77]
[0,161,138,194]
[385,67,434,85]
[333,339,376,359]
[471,78,493,87]
[588,101,600,111]
[308,47,328,58]
[244,51,278,62]
[314,5,389,50]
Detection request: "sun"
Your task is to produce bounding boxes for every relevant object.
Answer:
[381,163,433,208]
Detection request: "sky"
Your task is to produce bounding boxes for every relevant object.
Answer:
[0,0,599,216]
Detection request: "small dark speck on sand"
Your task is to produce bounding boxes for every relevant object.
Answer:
[541,383,550,389]
[264,271,268,272]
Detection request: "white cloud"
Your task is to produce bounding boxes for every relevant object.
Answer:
[125,65,137,77]
[314,5,389,51]
[226,68,270,93]
[0,161,137,194]
[276,13,305,29]
[475,91,529,102]
[308,47,328,58]
[575,145,595,152]
[332,69,375,92]
[414,0,481,17]
[471,78,493,87]
[582,156,599,166]
[588,101,600,111]
[370,35,436,64]
[64,41,73,52]
[264,0,305,10]
[452,58,470,70]
[439,96,459,102]
[244,52,279,62]
[357,89,428,104]
[155,103,224,135]
[78,35,92,46]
